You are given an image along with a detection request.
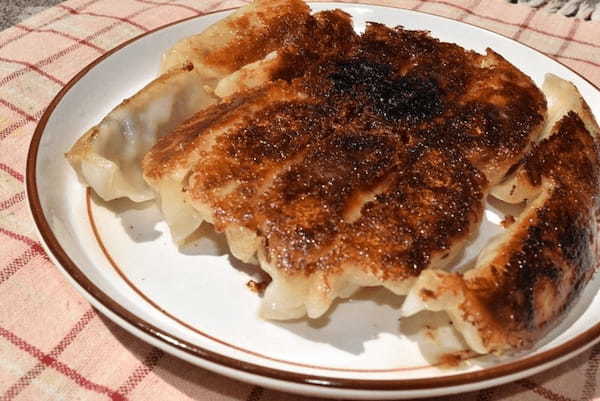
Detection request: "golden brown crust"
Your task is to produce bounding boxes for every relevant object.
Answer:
[202,1,312,73]
[260,146,486,279]
[410,113,600,353]
[143,14,552,323]
[146,22,546,286]
[478,113,600,350]
[523,112,600,191]
[297,25,546,185]
[468,184,597,351]
[161,0,311,75]
[142,87,270,181]
[491,73,600,205]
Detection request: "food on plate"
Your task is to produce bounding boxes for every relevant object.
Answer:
[143,8,357,242]
[160,0,310,75]
[67,0,311,203]
[67,0,600,356]
[66,65,217,202]
[491,74,600,203]
[402,76,600,354]
[143,19,548,322]
[403,109,600,354]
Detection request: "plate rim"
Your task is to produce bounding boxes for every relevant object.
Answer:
[26,2,600,392]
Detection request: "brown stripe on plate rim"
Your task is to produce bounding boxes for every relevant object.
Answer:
[26,2,600,392]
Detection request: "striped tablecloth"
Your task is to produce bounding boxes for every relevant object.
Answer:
[1,0,599,400]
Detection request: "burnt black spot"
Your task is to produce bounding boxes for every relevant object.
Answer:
[488,188,591,331]
[539,197,593,274]
[328,59,444,123]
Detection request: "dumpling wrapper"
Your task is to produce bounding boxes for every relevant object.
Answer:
[402,75,600,355]
[66,66,216,202]
[67,0,310,204]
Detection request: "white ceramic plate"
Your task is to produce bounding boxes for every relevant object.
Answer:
[27,3,600,399]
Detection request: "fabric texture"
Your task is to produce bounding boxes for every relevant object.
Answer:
[508,0,600,21]
[0,0,599,400]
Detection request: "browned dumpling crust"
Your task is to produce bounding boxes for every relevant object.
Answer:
[143,19,547,320]
[405,112,600,354]
[67,0,314,204]
[67,0,599,354]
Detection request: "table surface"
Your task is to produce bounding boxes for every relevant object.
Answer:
[1,0,600,400]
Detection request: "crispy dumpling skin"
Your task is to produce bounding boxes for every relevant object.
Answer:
[143,83,308,243]
[403,104,600,354]
[143,9,358,242]
[492,73,600,204]
[160,0,310,76]
[143,22,547,319]
[67,0,312,202]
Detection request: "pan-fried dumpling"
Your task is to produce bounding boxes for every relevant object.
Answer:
[491,73,600,203]
[67,0,312,203]
[143,22,547,320]
[160,0,310,75]
[67,66,217,202]
[402,76,600,354]
[144,8,357,242]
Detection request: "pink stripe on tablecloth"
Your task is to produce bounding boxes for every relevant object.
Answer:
[133,0,203,15]
[1,309,97,401]
[0,227,41,248]
[0,326,125,401]
[512,8,536,40]
[57,5,150,32]
[0,162,24,182]
[0,0,102,51]
[0,245,43,286]
[517,379,577,401]
[0,114,40,141]
[555,19,580,56]
[0,191,24,212]
[581,344,600,400]
[14,25,106,53]
[114,348,164,397]
[0,98,40,121]
[554,54,600,69]
[0,2,163,91]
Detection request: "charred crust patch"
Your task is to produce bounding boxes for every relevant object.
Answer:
[479,188,594,336]
[524,112,600,191]
[147,21,548,284]
[501,215,515,228]
[466,113,600,349]
[328,59,444,123]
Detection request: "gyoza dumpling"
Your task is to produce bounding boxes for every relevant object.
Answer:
[143,22,547,320]
[159,0,310,75]
[67,0,311,203]
[491,73,600,203]
[143,7,356,243]
[402,75,600,354]
[67,66,217,202]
